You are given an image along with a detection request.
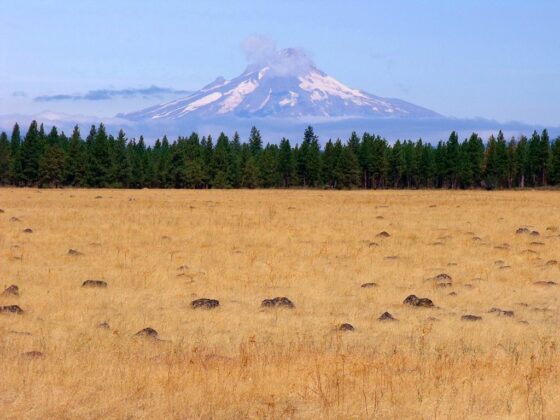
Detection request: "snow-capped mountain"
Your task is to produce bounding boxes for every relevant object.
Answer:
[120,48,440,121]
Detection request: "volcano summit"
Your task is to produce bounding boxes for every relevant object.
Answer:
[120,48,440,122]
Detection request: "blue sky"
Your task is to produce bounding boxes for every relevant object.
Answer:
[1,0,558,125]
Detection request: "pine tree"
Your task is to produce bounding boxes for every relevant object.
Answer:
[419,142,436,187]
[86,123,112,187]
[347,131,361,157]
[259,144,280,187]
[527,131,541,186]
[339,145,361,188]
[538,129,551,185]
[47,126,60,146]
[446,131,460,188]
[143,143,155,187]
[0,131,11,185]
[0,132,11,184]
[154,135,171,187]
[322,139,337,188]
[182,132,206,188]
[484,135,498,189]
[241,146,259,188]
[371,135,389,188]
[306,128,322,186]
[229,132,242,187]
[388,140,405,188]
[248,126,263,157]
[66,125,87,186]
[359,133,375,188]
[20,120,43,185]
[434,141,447,188]
[465,133,484,186]
[515,136,529,188]
[39,143,66,187]
[495,131,509,188]
[185,158,205,188]
[129,136,148,188]
[278,137,294,187]
[411,140,424,188]
[506,138,517,188]
[111,129,131,187]
[169,139,187,188]
[211,132,232,188]
[401,141,417,188]
[9,123,24,185]
[331,139,344,188]
[458,140,473,188]
[550,137,560,185]
[297,135,310,186]
[201,135,214,188]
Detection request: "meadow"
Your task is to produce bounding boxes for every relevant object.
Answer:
[1,188,559,419]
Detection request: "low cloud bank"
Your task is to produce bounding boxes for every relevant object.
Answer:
[35,86,191,102]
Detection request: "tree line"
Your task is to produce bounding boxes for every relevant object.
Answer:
[1,121,559,189]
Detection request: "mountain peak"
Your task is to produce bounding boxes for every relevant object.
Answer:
[202,76,227,91]
[121,50,440,121]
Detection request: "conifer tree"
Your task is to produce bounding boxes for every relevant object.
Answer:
[527,131,541,186]
[183,133,205,188]
[538,129,551,185]
[66,125,87,186]
[129,136,148,188]
[322,139,336,188]
[359,133,375,188]
[347,131,361,157]
[0,132,11,184]
[419,142,436,187]
[278,137,294,187]
[39,143,66,187]
[411,140,424,188]
[154,135,171,187]
[9,123,24,185]
[446,131,460,188]
[169,139,188,188]
[434,141,447,188]
[259,144,280,187]
[484,134,498,189]
[371,135,389,188]
[241,145,259,188]
[495,131,509,188]
[388,140,405,188]
[506,138,517,188]
[47,126,60,146]
[112,129,131,187]
[515,136,529,188]
[331,139,344,188]
[550,137,560,185]
[201,135,214,188]
[465,133,484,186]
[248,126,263,157]
[212,132,232,188]
[20,120,43,185]
[86,124,112,187]
[339,145,361,188]
[297,135,310,186]
[229,132,242,187]
[306,128,322,186]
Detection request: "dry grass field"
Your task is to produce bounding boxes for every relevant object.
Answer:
[1,188,560,419]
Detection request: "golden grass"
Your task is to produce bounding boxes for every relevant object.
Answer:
[1,188,559,419]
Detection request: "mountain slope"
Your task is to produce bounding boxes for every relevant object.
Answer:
[120,48,440,121]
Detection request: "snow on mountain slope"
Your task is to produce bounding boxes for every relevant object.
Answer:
[120,48,440,121]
